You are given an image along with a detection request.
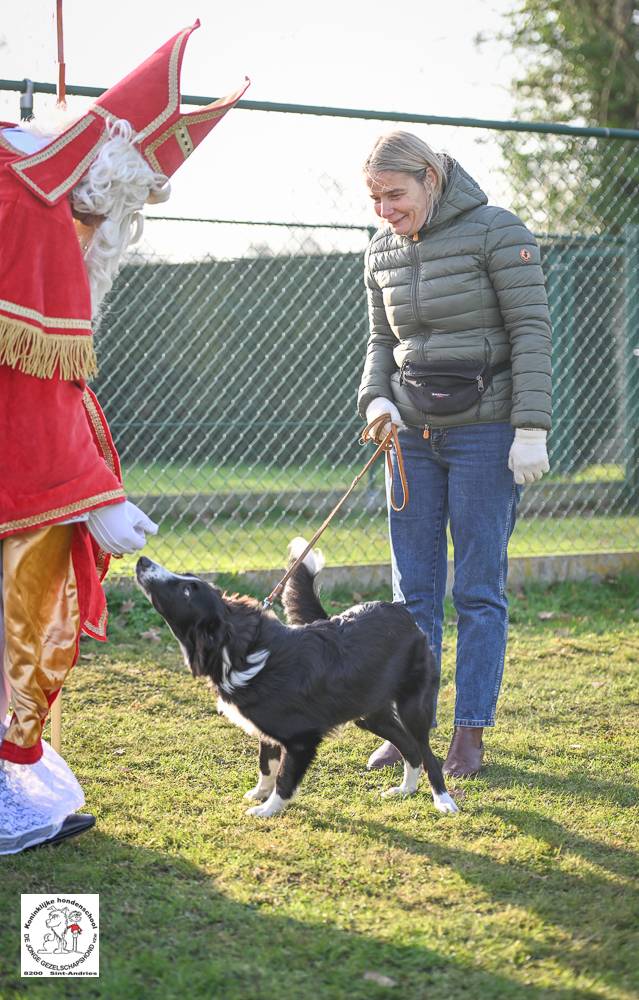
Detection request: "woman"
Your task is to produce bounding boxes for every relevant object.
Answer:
[358,131,551,777]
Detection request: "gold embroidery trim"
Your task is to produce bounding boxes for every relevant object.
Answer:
[0,297,92,330]
[176,126,194,158]
[95,549,108,579]
[131,28,188,143]
[143,106,227,171]
[82,390,117,474]
[0,489,125,537]
[11,116,108,204]
[0,318,97,380]
[85,601,108,637]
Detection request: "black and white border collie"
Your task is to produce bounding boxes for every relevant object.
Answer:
[135,539,457,818]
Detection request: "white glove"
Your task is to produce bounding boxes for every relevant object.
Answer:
[365,397,405,443]
[508,428,550,485]
[87,500,158,555]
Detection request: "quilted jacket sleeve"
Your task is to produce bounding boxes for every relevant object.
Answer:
[357,243,398,418]
[484,210,552,430]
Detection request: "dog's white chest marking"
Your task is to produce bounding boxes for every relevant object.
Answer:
[217,697,261,738]
[220,646,270,695]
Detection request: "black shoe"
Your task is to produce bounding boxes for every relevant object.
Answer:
[25,813,95,851]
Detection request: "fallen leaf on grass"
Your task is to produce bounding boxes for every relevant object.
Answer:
[79,653,95,661]
[113,748,125,756]
[363,972,398,988]
[120,599,135,614]
[140,628,162,642]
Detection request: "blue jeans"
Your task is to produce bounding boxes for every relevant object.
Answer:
[386,422,520,728]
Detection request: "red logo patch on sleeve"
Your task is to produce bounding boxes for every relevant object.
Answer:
[519,248,532,262]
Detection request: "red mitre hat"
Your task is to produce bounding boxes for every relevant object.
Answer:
[9,19,249,205]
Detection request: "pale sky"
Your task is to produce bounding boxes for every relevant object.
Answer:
[0,1,521,256]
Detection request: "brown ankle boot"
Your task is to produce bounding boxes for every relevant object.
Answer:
[443,727,484,777]
[366,740,403,770]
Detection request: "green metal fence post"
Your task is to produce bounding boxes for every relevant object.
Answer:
[624,225,639,501]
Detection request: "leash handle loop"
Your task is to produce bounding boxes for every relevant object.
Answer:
[359,414,409,513]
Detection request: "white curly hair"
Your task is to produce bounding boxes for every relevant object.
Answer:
[70,119,170,318]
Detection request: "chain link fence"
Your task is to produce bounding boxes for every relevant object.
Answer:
[3,84,639,575]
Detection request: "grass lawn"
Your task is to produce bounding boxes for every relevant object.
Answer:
[123,462,367,495]
[1,575,638,999]
[106,513,639,576]
[122,462,627,495]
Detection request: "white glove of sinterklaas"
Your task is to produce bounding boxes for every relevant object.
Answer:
[508,428,550,485]
[87,500,158,555]
[365,397,405,444]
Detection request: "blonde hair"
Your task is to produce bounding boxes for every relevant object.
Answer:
[70,119,169,319]
[364,130,448,225]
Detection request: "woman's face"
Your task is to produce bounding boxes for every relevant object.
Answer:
[366,169,434,236]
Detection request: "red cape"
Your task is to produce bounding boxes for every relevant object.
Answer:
[0,136,97,380]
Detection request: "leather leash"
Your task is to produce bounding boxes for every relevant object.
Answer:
[262,414,408,609]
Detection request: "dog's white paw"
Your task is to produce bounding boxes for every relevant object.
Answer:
[243,786,271,802]
[381,762,422,799]
[433,791,459,814]
[381,785,417,799]
[246,792,288,818]
[246,804,272,817]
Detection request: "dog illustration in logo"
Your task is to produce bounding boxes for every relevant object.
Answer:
[37,907,70,954]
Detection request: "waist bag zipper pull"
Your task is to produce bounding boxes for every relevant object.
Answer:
[423,424,430,440]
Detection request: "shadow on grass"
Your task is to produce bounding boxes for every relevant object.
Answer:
[485,757,639,810]
[300,788,637,999]
[0,828,611,1000]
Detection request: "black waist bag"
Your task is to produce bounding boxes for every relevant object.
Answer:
[399,358,511,417]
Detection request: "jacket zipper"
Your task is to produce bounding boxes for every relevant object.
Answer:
[410,234,422,327]
[410,234,428,439]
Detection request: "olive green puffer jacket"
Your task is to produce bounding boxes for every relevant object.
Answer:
[357,160,552,431]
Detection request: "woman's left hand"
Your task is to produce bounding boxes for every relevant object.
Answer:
[508,428,550,485]
[365,397,405,444]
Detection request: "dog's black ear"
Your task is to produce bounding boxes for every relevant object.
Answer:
[224,599,262,670]
[190,619,227,678]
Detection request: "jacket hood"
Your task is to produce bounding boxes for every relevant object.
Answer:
[427,159,488,230]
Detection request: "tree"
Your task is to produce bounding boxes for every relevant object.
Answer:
[480,0,639,232]
[484,2,639,477]
[496,0,639,128]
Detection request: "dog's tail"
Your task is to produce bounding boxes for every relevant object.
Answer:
[281,537,328,625]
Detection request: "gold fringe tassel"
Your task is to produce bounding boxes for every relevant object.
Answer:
[0,317,98,380]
